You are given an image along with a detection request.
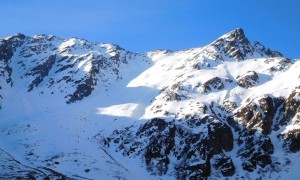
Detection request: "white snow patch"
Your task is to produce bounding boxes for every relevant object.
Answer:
[97,103,140,118]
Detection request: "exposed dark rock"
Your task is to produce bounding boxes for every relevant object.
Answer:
[106,116,234,178]
[266,57,292,72]
[193,63,201,70]
[206,28,284,61]
[237,130,274,171]
[210,28,254,60]
[278,90,300,125]
[282,127,300,153]
[0,33,26,87]
[280,92,300,153]
[160,82,190,102]
[237,71,259,88]
[162,90,187,101]
[252,41,283,58]
[175,161,211,179]
[212,155,235,177]
[233,95,281,135]
[201,77,224,93]
[258,95,277,134]
[137,118,168,136]
[26,54,56,91]
[66,75,95,104]
[221,101,238,112]
[207,119,234,152]
[55,63,75,73]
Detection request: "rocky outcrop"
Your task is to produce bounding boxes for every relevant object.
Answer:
[212,155,235,177]
[232,95,283,135]
[237,71,259,88]
[265,57,292,72]
[0,34,26,87]
[252,41,283,58]
[66,59,100,104]
[201,77,224,93]
[282,126,300,153]
[26,54,56,91]
[278,90,300,126]
[237,130,274,172]
[279,90,300,152]
[0,34,26,108]
[104,116,234,178]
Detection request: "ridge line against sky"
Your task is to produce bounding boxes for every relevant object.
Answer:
[0,0,299,58]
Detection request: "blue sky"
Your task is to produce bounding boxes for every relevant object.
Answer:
[0,0,299,58]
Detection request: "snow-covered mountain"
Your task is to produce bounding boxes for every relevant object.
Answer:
[0,28,299,179]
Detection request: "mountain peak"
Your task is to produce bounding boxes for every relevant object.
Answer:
[3,33,26,41]
[218,27,249,44]
[204,28,254,60]
[229,27,245,36]
[204,28,284,60]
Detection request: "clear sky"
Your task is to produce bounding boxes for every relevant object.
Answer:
[0,0,299,58]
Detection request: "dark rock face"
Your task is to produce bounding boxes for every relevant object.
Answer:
[212,155,235,177]
[0,34,26,108]
[66,75,95,104]
[26,54,56,91]
[175,161,211,179]
[282,127,300,153]
[233,95,290,135]
[160,82,190,102]
[237,71,259,88]
[0,34,26,87]
[257,95,277,134]
[66,59,101,104]
[210,28,255,60]
[221,101,238,112]
[105,116,234,178]
[165,91,186,101]
[63,50,128,103]
[230,90,300,155]
[237,130,274,172]
[252,41,283,58]
[233,95,283,135]
[278,90,300,152]
[202,77,224,93]
[279,91,300,125]
[265,57,292,72]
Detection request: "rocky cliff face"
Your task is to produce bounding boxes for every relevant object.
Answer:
[0,28,299,179]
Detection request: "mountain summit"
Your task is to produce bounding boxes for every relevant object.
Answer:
[0,29,299,179]
[204,28,283,61]
[218,28,248,42]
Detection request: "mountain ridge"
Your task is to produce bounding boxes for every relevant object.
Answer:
[0,28,299,179]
